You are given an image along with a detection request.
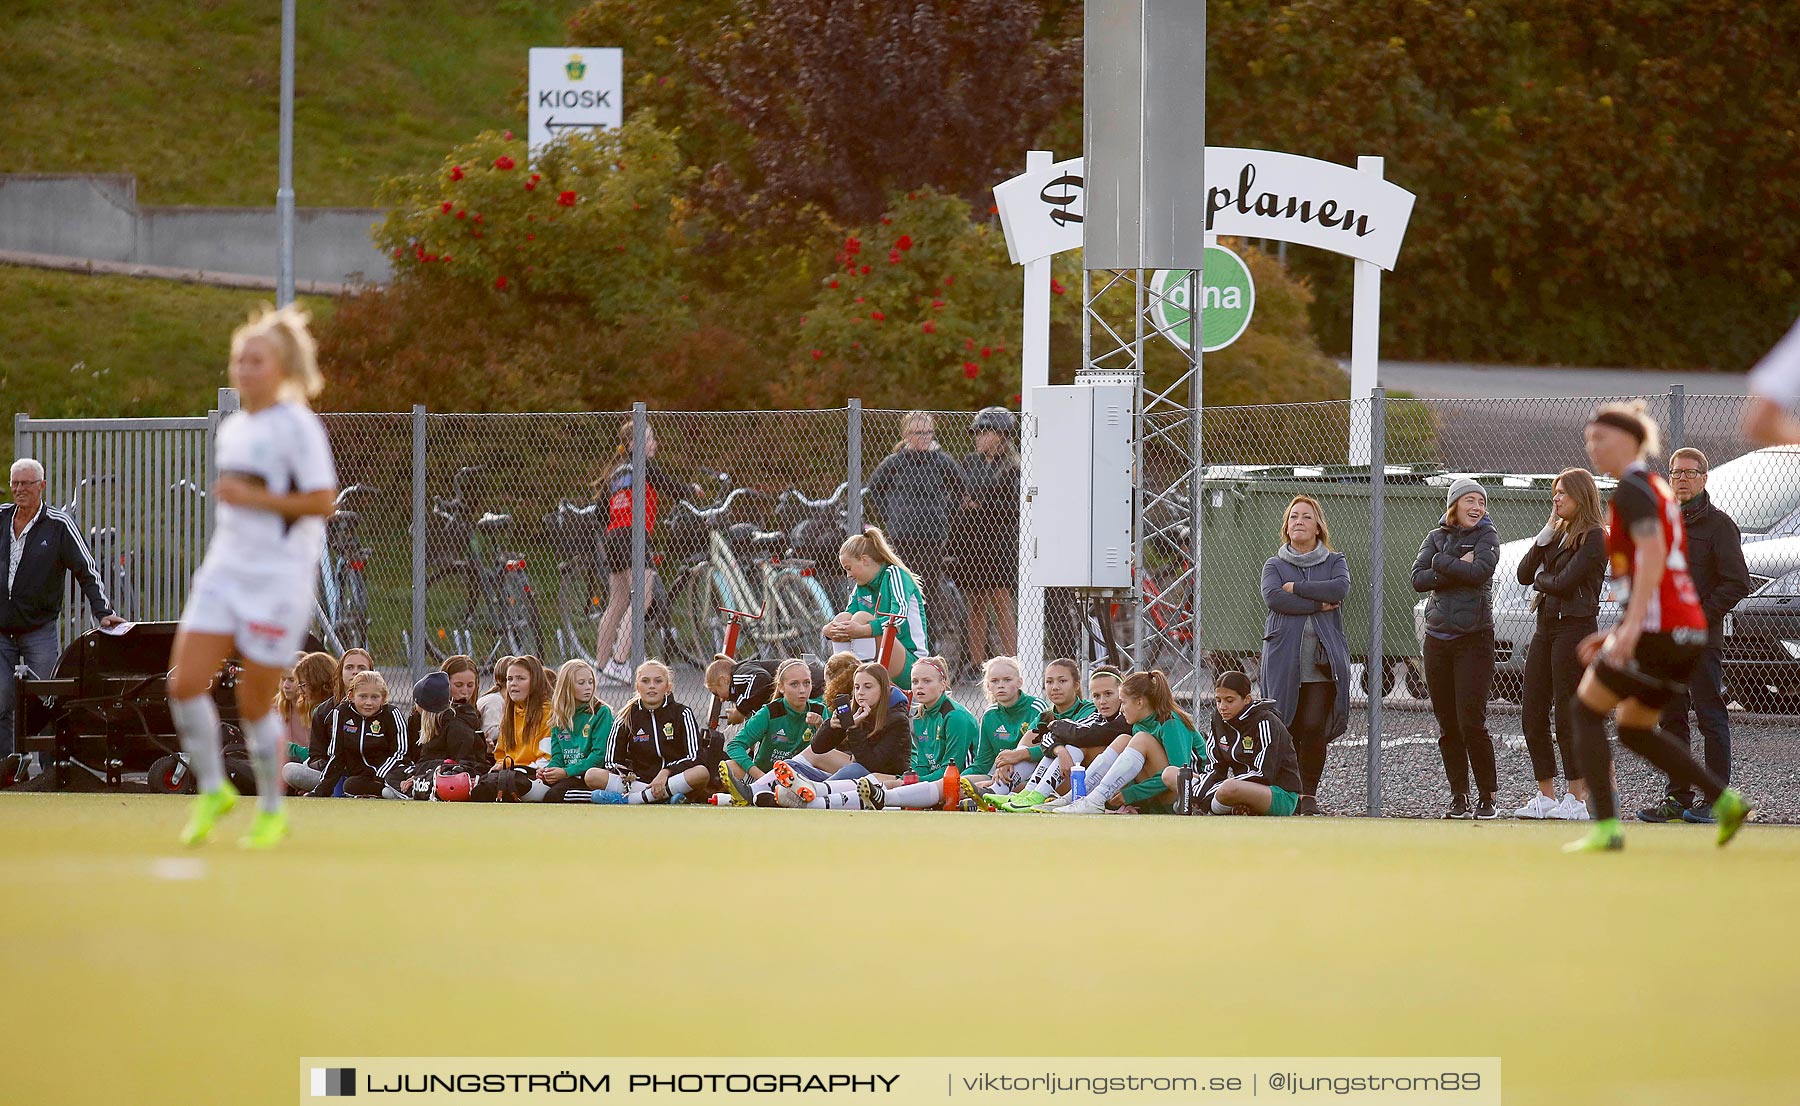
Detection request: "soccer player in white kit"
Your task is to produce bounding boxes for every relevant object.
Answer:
[169,305,338,849]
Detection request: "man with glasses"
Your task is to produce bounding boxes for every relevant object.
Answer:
[1639,448,1751,824]
[0,459,121,783]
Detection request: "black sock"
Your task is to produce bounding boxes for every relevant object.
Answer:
[1571,699,1616,821]
[1618,726,1724,804]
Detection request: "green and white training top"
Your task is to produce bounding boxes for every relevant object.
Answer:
[842,562,929,689]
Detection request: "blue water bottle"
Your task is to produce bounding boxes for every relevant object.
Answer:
[1070,766,1087,799]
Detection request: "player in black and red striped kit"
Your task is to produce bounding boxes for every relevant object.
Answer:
[1566,403,1753,852]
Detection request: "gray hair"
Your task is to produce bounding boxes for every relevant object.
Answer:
[10,459,44,483]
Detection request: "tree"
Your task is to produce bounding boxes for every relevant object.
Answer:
[691,0,1081,227]
[1203,0,1800,368]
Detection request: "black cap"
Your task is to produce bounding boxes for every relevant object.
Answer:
[413,670,452,714]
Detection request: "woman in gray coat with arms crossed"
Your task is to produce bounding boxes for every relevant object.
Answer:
[1260,495,1352,816]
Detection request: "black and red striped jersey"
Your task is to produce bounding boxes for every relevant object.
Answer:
[1607,463,1708,640]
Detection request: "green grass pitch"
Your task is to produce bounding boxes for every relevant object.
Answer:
[1,794,1794,1106]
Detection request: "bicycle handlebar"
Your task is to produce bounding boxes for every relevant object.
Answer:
[780,482,851,511]
[677,485,761,524]
[335,483,377,507]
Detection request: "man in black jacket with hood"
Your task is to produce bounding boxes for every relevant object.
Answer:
[1641,448,1751,824]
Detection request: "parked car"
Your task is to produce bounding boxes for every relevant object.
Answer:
[1414,446,1800,712]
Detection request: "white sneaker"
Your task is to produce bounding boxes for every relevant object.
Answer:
[1515,793,1559,819]
[1038,792,1074,811]
[1054,795,1108,815]
[1550,793,1590,820]
[599,660,634,686]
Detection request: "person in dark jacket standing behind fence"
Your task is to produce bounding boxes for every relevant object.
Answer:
[0,458,121,776]
[866,412,969,659]
[954,407,1020,670]
[1639,447,1751,825]
[1259,495,1351,816]
[1514,468,1606,820]
[1413,478,1502,820]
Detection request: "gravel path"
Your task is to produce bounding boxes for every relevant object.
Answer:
[1313,701,1800,824]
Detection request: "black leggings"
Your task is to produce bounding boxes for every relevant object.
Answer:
[1423,629,1498,798]
[1521,617,1593,784]
[1290,681,1335,798]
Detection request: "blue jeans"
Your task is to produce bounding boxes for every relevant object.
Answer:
[0,621,61,758]
[826,763,871,782]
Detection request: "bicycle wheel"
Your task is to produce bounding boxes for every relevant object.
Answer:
[769,571,831,651]
[499,567,546,660]
[335,567,370,651]
[424,562,488,663]
[668,563,731,667]
[556,555,607,664]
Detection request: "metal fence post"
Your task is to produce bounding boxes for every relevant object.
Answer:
[846,400,863,535]
[1669,384,1686,452]
[630,402,648,672]
[410,404,427,679]
[1366,388,1387,817]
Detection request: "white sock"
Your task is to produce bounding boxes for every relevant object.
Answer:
[1027,761,1061,798]
[669,773,696,797]
[826,790,859,810]
[1088,748,1144,806]
[241,711,287,815]
[383,785,408,800]
[1083,750,1118,792]
[1211,797,1234,815]
[750,774,777,797]
[626,781,655,803]
[169,695,226,793]
[601,773,627,794]
[880,780,943,809]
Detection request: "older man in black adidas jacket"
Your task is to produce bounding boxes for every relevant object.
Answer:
[0,459,120,769]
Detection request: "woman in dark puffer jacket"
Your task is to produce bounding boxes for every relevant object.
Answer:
[1412,478,1502,820]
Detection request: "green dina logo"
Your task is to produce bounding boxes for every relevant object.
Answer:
[565,54,587,81]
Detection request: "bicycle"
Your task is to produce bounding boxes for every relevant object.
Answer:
[664,485,837,665]
[423,465,545,665]
[315,484,376,654]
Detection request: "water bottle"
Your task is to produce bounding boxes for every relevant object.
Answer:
[903,770,919,785]
[1070,766,1087,799]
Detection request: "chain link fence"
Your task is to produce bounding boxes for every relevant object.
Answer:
[20,389,1794,817]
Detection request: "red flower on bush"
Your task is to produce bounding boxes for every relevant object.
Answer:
[455,210,466,220]
[844,237,862,256]
[921,321,937,334]
[440,201,452,213]
[526,233,535,241]
[880,217,892,226]
[1050,278,1067,295]
[495,276,509,290]
[524,181,536,191]
[828,280,838,289]
[392,247,403,259]
[870,311,886,322]
[981,346,992,358]
[557,191,577,207]
[504,131,514,141]
[859,265,871,275]
[944,275,955,287]
[963,362,979,379]
[493,156,516,171]
[896,235,913,251]
[441,255,452,263]
[888,250,902,264]
[530,173,541,182]
[450,165,464,182]
[932,299,945,309]
[966,338,976,350]
[811,349,824,360]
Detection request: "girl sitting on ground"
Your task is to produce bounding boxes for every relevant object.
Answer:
[541,658,614,803]
[1176,670,1302,817]
[1055,670,1200,815]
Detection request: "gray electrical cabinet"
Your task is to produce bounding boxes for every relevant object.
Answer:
[1027,383,1135,589]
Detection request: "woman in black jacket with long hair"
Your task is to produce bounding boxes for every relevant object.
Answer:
[1412,478,1502,819]
[1514,468,1605,820]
